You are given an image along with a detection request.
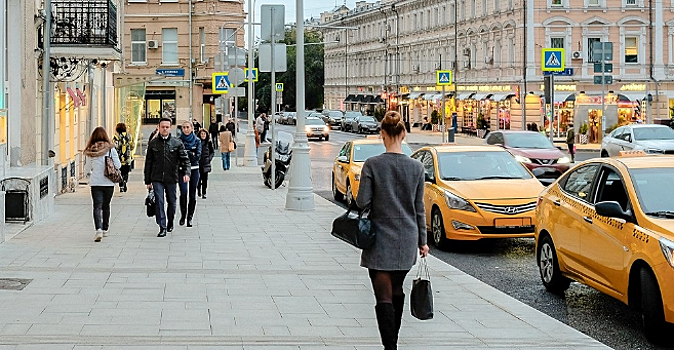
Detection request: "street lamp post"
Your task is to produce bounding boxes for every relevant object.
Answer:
[285,0,314,210]
[244,0,258,166]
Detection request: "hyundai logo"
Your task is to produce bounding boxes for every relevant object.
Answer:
[504,207,517,214]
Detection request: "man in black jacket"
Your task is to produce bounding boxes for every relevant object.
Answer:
[144,117,191,237]
[208,117,220,149]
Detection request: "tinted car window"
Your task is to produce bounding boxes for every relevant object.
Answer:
[504,133,555,149]
[561,164,599,202]
[594,167,630,211]
[633,127,674,141]
[486,133,504,145]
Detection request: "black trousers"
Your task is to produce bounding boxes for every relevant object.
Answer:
[198,169,209,195]
[211,133,219,149]
[91,186,114,231]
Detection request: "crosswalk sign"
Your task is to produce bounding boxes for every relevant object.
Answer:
[542,48,565,72]
[275,83,284,92]
[436,70,452,85]
[244,68,259,82]
[212,72,231,94]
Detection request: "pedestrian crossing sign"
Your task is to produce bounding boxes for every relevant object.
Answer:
[212,72,231,94]
[436,70,452,86]
[542,48,565,72]
[276,83,284,92]
[244,68,259,82]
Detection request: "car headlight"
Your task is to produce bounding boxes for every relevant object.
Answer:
[305,126,311,132]
[659,237,674,270]
[646,149,665,154]
[444,191,476,212]
[324,126,330,131]
[514,155,532,163]
[354,173,361,181]
[558,156,571,164]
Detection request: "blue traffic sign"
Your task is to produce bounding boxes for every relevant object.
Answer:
[212,73,231,94]
[436,70,452,85]
[244,68,259,82]
[543,68,574,76]
[541,48,565,72]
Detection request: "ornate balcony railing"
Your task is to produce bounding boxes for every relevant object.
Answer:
[50,0,118,47]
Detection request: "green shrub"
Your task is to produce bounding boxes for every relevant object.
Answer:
[579,122,589,135]
[430,110,440,124]
[373,107,386,121]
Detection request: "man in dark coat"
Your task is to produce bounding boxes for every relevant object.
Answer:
[144,117,191,237]
[208,118,220,149]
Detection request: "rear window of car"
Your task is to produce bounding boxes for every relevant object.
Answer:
[353,143,412,162]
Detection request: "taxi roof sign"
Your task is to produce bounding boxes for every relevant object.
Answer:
[618,150,648,157]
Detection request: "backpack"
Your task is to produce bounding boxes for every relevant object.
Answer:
[115,133,132,165]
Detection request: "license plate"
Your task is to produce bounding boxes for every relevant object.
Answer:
[494,217,532,228]
[538,167,556,173]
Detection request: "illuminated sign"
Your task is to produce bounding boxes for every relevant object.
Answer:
[457,85,513,92]
[620,83,646,91]
[400,86,410,94]
[539,84,577,91]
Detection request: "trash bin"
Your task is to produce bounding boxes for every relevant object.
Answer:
[447,129,455,143]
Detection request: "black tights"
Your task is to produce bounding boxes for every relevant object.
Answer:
[368,269,409,304]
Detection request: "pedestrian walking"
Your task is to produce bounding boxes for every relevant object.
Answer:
[566,123,576,163]
[225,115,236,138]
[197,128,214,198]
[113,123,134,192]
[355,111,429,350]
[256,113,267,143]
[178,121,202,228]
[218,125,234,170]
[208,117,220,149]
[144,117,191,237]
[83,126,121,242]
[254,121,261,160]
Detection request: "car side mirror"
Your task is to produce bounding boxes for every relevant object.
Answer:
[424,172,435,184]
[596,201,632,221]
[337,155,348,163]
[627,135,632,143]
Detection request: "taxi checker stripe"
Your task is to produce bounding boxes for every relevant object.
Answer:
[474,202,537,215]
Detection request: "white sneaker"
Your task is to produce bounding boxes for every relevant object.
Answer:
[102,230,109,237]
[94,230,103,242]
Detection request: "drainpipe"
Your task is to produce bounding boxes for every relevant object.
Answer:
[188,0,193,121]
[42,0,52,166]
[648,0,654,123]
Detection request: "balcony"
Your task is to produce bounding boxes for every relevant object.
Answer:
[49,0,121,60]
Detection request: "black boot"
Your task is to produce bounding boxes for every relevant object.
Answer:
[392,294,405,338]
[179,196,187,225]
[187,201,196,227]
[375,303,397,350]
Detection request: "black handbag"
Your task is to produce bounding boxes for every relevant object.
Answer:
[331,207,375,249]
[145,189,156,217]
[411,257,434,320]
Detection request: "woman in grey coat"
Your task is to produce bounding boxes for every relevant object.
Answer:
[356,111,429,350]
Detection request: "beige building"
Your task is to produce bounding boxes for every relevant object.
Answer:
[322,0,674,143]
[121,0,245,131]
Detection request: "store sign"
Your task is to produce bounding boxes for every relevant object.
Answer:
[457,85,512,92]
[620,83,646,91]
[156,69,185,77]
[539,84,577,91]
[400,86,410,94]
[576,95,618,104]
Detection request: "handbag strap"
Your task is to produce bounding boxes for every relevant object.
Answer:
[415,257,431,280]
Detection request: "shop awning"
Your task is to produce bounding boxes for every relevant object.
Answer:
[344,94,357,102]
[489,93,510,101]
[618,93,645,102]
[408,91,425,99]
[372,95,384,104]
[354,94,365,103]
[423,93,441,101]
[456,92,476,100]
[473,93,493,100]
[444,92,455,98]
[546,93,573,103]
[362,95,374,104]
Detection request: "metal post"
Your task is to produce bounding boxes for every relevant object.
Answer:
[453,0,458,133]
[549,74,555,144]
[244,0,257,166]
[285,0,315,210]
[188,0,193,121]
[270,7,276,190]
[440,54,445,143]
[102,65,107,128]
[42,0,52,166]
[345,31,348,110]
[601,52,606,141]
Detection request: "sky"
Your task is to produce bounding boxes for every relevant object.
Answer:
[248,0,358,22]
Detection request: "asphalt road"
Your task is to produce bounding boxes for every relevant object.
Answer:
[249,123,670,350]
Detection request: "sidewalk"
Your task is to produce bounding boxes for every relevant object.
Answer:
[0,162,609,349]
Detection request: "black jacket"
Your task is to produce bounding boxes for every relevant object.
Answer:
[144,134,191,184]
[181,134,202,168]
[199,138,215,173]
[209,122,220,135]
[226,121,236,137]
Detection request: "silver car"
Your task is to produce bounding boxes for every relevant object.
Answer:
[601,124,674,157]
[304,117,330,141]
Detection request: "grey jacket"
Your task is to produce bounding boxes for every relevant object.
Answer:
[356,152,427,271]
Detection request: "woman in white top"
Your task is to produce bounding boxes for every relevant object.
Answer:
[83,127,121,242]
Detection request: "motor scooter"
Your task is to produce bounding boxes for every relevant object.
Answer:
[262,131,293,189]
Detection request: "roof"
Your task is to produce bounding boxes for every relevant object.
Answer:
[350,138,410,145]
[624,124,672,129]
[421,145,506,153]
[613,155,674,169]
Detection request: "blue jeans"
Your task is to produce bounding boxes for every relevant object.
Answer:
[221,152,231,170]
[179,168,200,219]
[152,182,177,229]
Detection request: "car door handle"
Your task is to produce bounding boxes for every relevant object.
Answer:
[583,216,593,224]
[553,200,561,206]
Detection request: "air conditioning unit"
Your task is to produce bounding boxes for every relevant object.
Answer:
[572,51,582,60]
[147,40,159,49]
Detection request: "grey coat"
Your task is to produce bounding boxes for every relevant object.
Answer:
[356,152,427,271]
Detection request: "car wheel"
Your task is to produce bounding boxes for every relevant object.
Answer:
[640,268,668,344]
[346,181,354,208]
[332,173,344,201]
[537,235,571,294]
[431,208,450,250]
[325,135,329,141]
[601,150,609,157]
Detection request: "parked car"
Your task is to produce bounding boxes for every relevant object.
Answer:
[341,111,363,131]
[411,145,544,248]
[535,152,674,344]
[350,116,380,134]
[601,124,674,157]
[324,110,344,129]
[486,130,571,184]
[283,112,296,125]
[304,117,330,141]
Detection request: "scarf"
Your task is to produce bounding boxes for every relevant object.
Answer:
[180,131,199,150]
[83,141,113,158]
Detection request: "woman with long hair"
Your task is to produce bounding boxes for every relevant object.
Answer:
[83,126,121,242]
[218,124,234,170]
[178,120,201,227]
[113,122,134,192]
[197,128,214,198]
[356,111,429,350]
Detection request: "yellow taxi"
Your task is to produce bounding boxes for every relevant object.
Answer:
[411,145,545,248]
[332,137,412,207]
[535,152,674,343]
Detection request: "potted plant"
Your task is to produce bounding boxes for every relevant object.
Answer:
[579,122,589,144]
[430,110,440,131]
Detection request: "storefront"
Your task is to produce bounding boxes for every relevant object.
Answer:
[144,90,176,124]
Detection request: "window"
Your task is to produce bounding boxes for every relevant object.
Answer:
[494,40,501,67]
[551,37,565,49]
[199,27,206,63]
[162,28,178,65]
[626,0,637,4]
[460,1,465,21]
[562,165,599,201]
[450,4,455,23]
[130,29,146,64]
[588,0,600,5]
[486,132,504,145]
[594,168,630,211]
[471,0,476,18]
[482,0,487,15]
[495,0,500,11]
[508,37,515,66]
[482,41,489,67]
[550,0,562,5]
[587,37,600,62]
[625,36,638,63]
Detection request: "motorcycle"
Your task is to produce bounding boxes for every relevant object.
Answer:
[262,131,293,189]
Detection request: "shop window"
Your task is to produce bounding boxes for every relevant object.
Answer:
[131,29,146,64]
[625,37,638,63]
[162,28,178,65]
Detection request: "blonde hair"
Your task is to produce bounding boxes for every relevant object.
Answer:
[381,111,405,138]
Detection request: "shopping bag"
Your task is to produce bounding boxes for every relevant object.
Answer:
[411,257,434,320]
[145,189,156,217]
[330,207,375,249]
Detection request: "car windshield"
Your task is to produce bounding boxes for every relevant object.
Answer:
[437,151,533,181]
[352,143,413,162]
[305,118,325,125]
[360,117,376,122]
[504,133,555,149]
[345,112,362,118]
[630,167,674,216]
[633,127,674,141]
[329,112,343,118]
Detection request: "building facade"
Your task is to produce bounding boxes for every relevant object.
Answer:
[322,0,674,143]
[122,0,245,135]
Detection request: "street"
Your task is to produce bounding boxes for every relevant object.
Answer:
[260,122,666,350]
